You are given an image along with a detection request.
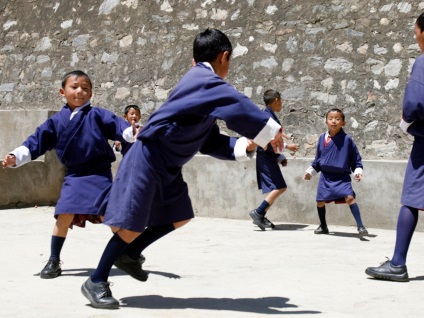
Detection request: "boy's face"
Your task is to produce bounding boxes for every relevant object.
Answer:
[124,108,141,125]
[59,75,92,110]
[270,98,283,112]
[326,111,345,135]
[415,24,424,53]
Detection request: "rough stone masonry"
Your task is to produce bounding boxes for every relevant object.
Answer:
[0,0,423,159]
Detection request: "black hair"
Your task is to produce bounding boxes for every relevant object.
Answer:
[263,89,281,106]
[193,28,232,63]
[124,104,141,115]
[417,13,424,32]
[61,70,92,89]
[326,108,345,121]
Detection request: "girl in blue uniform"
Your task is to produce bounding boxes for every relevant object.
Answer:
[303,108,367,238]
[81,28,285,309]
[249,89,299,230]
[366,13,424,282]
[2,70,134,279]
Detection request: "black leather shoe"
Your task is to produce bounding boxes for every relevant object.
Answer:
[248,209,266,230]
[314,225,329,234]
[114,253,149,281]
[40,259,62,279]
[263,216,275,229]
[81,277,119,309]
[365,260,409,282]
[358,226,368,238]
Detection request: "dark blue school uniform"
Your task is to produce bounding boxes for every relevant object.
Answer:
[256,107,286,193]
[21,103,129,225]
[102,63,278,232]
[401,55,424,209]
[311,129,362,202]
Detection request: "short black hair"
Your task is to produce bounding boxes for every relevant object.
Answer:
[326,108,345,121]
[263,89,281,106]
[124,104,141,115]
[417,12,424,32]
[61,70,92,89]
[193,28,232,63]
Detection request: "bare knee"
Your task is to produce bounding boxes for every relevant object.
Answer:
[345,196,355,205]
[173,219,191,229]
[317,201,325,208]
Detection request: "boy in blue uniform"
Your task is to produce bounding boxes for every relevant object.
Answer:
[81,28,285,309]
[303,108,368,238]
[365,13,424,282]
[2,70,135,279]
[249,89,299,230]
[113,104,143,156]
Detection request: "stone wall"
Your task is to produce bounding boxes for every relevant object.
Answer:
[1,0,423,159]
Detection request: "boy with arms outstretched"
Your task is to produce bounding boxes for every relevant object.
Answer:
[81,28,285,309]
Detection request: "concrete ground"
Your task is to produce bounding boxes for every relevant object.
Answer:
[1,206,424,318]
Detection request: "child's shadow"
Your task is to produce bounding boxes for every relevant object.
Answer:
[118,295,321,315]
[329,231,377,241]
[34,268,181,279]
[272,224,309,231]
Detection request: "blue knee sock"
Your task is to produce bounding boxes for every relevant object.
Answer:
[125,224,175,259]
[349,203,363,227]
[50,236,66,261]
[256,200,270,216]
[91,233,129,283]
[391,205,419,266]
[317,206,326,227]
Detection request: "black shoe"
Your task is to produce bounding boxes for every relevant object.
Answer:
[248,209,267,230]
[40,259,62,279]
[263,216,275,229]
[81,277,119,309]
[114,253,149,281]
[358,226,368,238]
[140,254,146,264]
[314,225,329,234]
[365,259,409,282]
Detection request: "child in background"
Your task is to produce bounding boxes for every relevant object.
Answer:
[303,108,368,238]
[113,105,143,156]
[249,89,299,230]
[2,70,135,279]
[81,28,285,309]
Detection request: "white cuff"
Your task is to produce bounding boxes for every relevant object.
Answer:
[10,146,31,167]
[354,167,363,176]
[277,154,286,163]
[253,118,281,149]
[276,142,287,154]
[400,119,413,134]
[305,166,317,177]
[234,137,254,162]
[123,126,135,143]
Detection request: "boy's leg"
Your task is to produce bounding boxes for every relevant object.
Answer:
[365,205,417,282]
[250,188,285,229]
[82,229,139,309]
[40,213,74,279]
[346,196,368,237]
[115,219,191,281]
[314,202,328,234]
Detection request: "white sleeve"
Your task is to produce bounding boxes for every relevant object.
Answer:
[234,137,255,162]
[399,119,413,134]
[305,166,318,177]
[122,126,135,143]
[354,167,363,175]
[252,118,281,149]
[277,154,286,163]
[9,146,31,167]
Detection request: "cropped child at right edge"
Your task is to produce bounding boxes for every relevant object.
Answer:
[303,108,368,238]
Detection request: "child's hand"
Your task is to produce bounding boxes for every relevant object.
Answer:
[354,173,362,182]
[270,130,284,153]
[131,121,142,140]
[303,172,312,181]
[281,158,288,167]
[2,154,16,168]
[286,143,299,152]
[246,139,257,152]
